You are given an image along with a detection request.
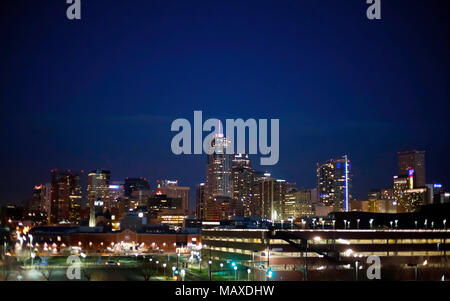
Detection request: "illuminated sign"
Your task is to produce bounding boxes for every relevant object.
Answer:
[408,169,415,177]
[109,185,120,189]
[434,184,442,188]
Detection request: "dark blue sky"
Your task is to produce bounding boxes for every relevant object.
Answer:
[1,0,449,209]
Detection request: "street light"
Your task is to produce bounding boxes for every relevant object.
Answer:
[395,220,398,229]
[390,221,393,229]
[355,261,359,281]
[369,219,374,229]
[234,265,238,281]
[163,263,167,277]
[357,219,360,229]
[247,268,251,281]
[332,220,336,230]
[424,219,428,229]
[444,219,447,229]
[208,260,212,281]
[344,220,347,229]
[180,269,186,281]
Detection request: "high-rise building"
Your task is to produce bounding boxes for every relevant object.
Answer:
[50,169,82,224]
[231,153,253,217]
[250,172,278,220]
[397,150,426,188]
[317,155,352,212]
[157,180,190,212]
[87,169,111,227]
[196,183,206,220]
[27,184,51,225]
[205,135,233,220]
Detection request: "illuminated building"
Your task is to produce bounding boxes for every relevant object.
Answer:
[157,180,190,212]
[50,169,82,225]
[148,193,183,219]
[201,227,450,281]
[250,173,286,221]
[27,184,51,225]
[397,150,426,188]
[232,154,253,217]
[196,183,206,220]
[284,189,314,219]
[205,135,233,220]
[87,169,111,227]
[317,155,352,212]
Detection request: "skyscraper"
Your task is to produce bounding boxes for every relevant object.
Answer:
[205,135,233,220]
[87,169,111,227]
[196,183,206,220]
[50,169,82,224]
[397,150,426,188]
[317,155,352,212]
[231,153,253,217]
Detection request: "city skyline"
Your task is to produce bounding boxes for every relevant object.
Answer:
[3,147,446,214]
[1,1,449,207]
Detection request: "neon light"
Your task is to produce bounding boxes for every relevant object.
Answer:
[434,184,442,188]
[109,185,120,189]
[344,155,349,212]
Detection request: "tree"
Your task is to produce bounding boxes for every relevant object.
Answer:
[140,261,153,281]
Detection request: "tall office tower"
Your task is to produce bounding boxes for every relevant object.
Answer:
[50,169,82,224]
[284,189,314,219]
[397,150,426,188]
[124,177,150,197]
[205,135,233,220]
[28,184,51,225]
[232,153,253,217]
[317,155,352,212]
[251,172,278,220]
[157,180,190,212]
[87,169,111,227]
[196,183,206,220]
[273,180,286,220]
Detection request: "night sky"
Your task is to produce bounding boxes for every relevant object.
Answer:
[1,0,449,209]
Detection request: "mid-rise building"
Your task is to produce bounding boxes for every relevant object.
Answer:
[196,183,206,220]
[157,180,190,212]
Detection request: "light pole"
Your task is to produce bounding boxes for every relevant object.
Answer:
[357,219,360,229]
[390,221,393,229]
[355,261,359,281]
[321,220,325,229]
[156,260,159,274]
[180,269,185,281]
[234,265,238,281]
[28,234,33,268]
[369,219,374,229]
[395,220,398,229]
[344,220,347,230]
[415,221,418,229]
[424,219,428,229]
[172,266,176,278]
[444,219,447,229]
[163,263,167,277]
[177,252,180,269]
[247,268,251,281]
[208,260,212,281]
[220,262,223,273]
[332,220,336,230]
[347,221,351,229]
